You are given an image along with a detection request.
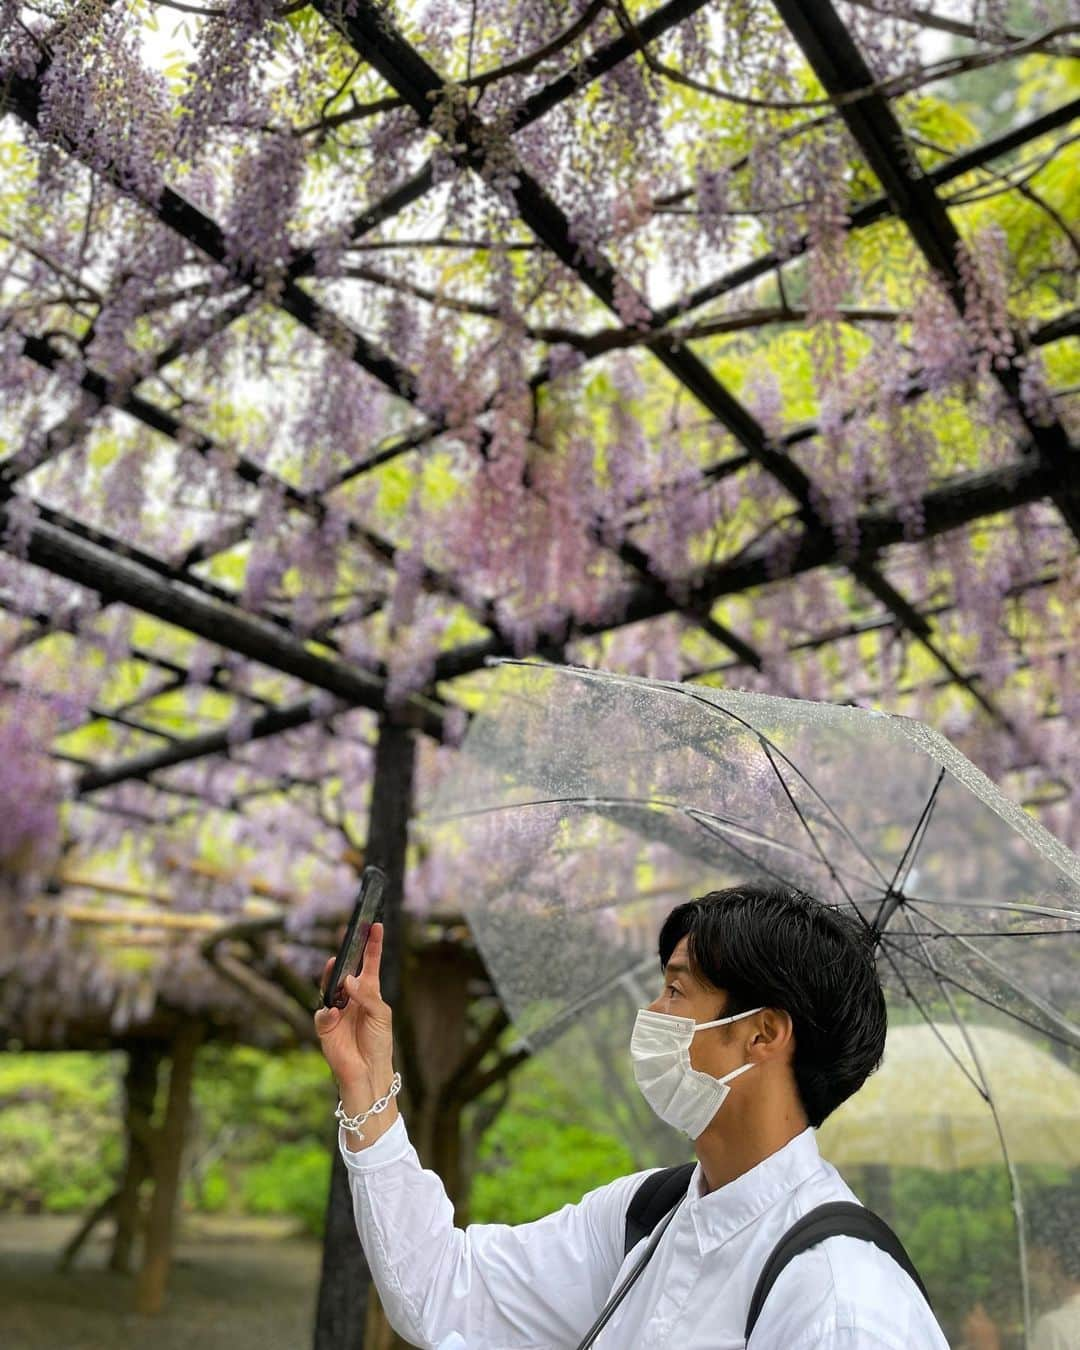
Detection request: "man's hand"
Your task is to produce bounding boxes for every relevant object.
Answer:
[314,922,399,1149]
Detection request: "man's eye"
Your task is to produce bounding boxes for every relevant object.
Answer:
[666,985,681,997]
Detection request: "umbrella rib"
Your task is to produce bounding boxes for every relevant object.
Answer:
[657,682,894,891]
[428,792,879,887]
[873,939,990,1101]
[518,954,659,1048]
[549,879,700,919]
[755,737,871,928]
[899,895,1080,922]
[534,667,893,890]
[889,905,1033,1340]
[881,932,1080,1052]
[896,927,1080,938]
[678,806,884,892]
[682,806,850,894]
[905,900,1080,1046]
[875,767,946,931]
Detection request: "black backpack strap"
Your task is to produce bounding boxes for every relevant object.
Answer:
[744,1202,932,1343]
[624,1163,696,1256]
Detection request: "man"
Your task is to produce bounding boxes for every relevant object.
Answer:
[315,882,948,1348]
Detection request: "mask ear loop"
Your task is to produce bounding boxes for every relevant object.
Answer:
[718,1060,756,1087]
[694,1006,765,1032]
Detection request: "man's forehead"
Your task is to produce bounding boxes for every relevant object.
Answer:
[666,937,691,966]
[664,937,699,978]
[664,936,728,999]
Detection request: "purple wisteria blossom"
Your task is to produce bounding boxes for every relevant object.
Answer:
[0,0,1074,1042]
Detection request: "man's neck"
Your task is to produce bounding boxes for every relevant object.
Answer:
[695,1093,809,1193]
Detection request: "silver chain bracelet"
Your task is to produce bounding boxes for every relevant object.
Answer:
[335,1072,402,1137]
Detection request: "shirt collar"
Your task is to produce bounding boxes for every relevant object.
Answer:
[685,1127,824,1253]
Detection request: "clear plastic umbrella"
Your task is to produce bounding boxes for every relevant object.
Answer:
[815,1022,1080,1170]
[419,661,1080,1349]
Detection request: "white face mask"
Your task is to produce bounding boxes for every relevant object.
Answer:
[630,1006,764,1140]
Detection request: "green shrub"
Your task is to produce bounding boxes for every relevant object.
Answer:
[185,1161,232,1213]
[0,1045,340,1222]
[0,1052,122,1213]
[471,1087,636,1227]
[241,1143,331,1236]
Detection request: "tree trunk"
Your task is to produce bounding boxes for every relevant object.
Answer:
[854,1162,895,1227]
[317,1146,378,1346]
[134,1021,202,1315]
[314,716,415,1350]
[110,1041,163,1274]
[402,940,476,1214]
[57,1189,119,1272]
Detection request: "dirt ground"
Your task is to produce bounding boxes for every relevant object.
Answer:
[0,1213,325,1350]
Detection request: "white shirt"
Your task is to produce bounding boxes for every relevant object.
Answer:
[340,1118,948,1350]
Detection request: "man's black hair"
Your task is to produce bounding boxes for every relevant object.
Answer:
[657,881,886,1127]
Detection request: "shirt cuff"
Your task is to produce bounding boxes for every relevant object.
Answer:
[338,1112,410,1173]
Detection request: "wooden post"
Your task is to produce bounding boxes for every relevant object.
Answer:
[110,1041,163,1274]
[313,715,415,1350]
[134,1020,203,1315]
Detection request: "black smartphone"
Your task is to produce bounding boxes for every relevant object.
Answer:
[322,865,387,1010]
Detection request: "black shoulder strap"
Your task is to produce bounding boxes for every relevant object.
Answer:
[624,1163,696,1256]
[744,1201,932,1343]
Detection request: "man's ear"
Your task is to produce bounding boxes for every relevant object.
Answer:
[749,1008,795,1059]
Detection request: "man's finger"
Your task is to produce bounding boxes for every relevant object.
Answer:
[360,921,383,994]
[318,955,334,998]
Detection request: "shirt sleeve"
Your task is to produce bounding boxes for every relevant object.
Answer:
[339,1115,656,1350]
[789,1331,927,1350]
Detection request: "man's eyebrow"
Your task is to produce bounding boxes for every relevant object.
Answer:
[662,961,693,979]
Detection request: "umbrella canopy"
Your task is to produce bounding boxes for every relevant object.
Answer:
[420,660,1080,1348]
[817,1022,1080,1170]
[423,661,1079,1052]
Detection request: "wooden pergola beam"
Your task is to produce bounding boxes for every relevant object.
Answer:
[315,0,1063,747]
[0,3,1072,806]
[75,449,1077,796]
[327,101,1080,488]
[434,450,1078,677]
[0,504,445,738]
[281,0,715,285]
[24,903,274,931]
[772,0,1080,540]
[6,39,769,680]
[686,567,1061,678]
[651,96,1080,329]
[76,697,329,793]
[9,30,1074,711]
[13,328,527,670]
[317,0,1032,742]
